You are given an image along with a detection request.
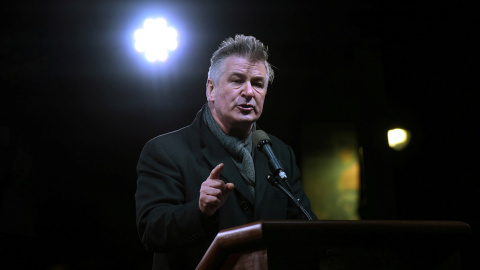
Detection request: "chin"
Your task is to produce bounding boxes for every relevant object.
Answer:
[236,114,260,123]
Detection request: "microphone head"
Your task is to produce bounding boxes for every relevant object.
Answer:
[252,130,271,149]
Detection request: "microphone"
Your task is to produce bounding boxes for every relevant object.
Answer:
[252,130,314,220]
[252,130,288,181]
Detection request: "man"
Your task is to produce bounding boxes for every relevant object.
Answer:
[135,34,316,270]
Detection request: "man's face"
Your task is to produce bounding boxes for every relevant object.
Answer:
[207,56,267,135]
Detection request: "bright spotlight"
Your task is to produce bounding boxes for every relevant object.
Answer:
[388,128,411,151]
[134,18,178,62]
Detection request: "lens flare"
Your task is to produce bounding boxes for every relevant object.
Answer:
[134,18,178,62]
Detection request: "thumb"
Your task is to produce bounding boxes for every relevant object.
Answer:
[224,183,235,196]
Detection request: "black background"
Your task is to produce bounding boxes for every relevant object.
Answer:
[1,0,479,269]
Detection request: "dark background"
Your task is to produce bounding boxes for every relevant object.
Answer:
[1,0,479,269]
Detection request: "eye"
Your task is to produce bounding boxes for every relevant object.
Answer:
[230,76,243,84]
[253,80,265,89]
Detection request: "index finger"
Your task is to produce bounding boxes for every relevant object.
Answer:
[209,163,224,180]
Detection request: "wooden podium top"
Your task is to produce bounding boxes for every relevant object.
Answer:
[197,220,471,270]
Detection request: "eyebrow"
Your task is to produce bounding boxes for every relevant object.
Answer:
[229,72,266,81]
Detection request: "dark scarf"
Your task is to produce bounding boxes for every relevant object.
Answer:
[203,106,256,196]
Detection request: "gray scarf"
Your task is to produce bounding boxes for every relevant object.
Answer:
[203,106,256,196]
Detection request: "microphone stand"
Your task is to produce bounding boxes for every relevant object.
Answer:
[266,174,314,221]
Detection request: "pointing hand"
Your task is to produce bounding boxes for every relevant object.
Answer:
[199,163,235,216]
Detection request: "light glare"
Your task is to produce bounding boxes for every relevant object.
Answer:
[134,18,178,62]
[388,128,411,151]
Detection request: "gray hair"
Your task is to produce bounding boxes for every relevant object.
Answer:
[207,34,274,86]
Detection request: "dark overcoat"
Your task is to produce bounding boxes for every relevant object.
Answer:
[135,106,316,269]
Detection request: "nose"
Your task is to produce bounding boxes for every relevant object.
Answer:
[242,81,254,97]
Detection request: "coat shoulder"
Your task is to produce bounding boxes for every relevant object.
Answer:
[266,133,290,151]
[145,120,199,150]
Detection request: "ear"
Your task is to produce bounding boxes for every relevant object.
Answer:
[206,79,215,101]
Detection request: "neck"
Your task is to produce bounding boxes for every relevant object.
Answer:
[224,123,253,140]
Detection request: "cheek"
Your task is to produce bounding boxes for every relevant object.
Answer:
[255,93,266,108]
[218,88,233,100]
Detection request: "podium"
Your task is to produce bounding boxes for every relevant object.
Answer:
[196,220,471,270]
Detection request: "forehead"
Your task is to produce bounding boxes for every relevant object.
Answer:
[221,56,267,77]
